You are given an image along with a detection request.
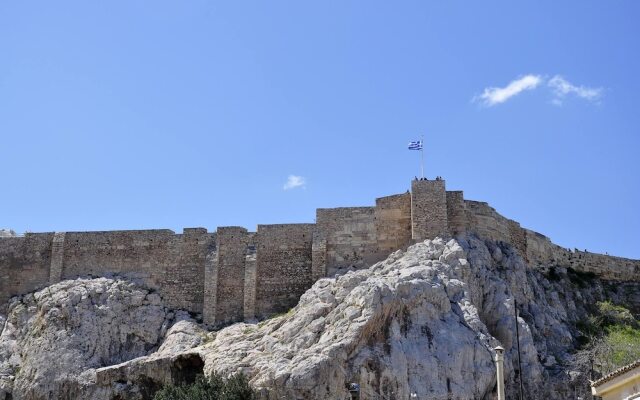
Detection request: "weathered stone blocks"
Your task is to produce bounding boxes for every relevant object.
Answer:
[213,227,248,325]
[411,179,449,241]
[2,178,639,324]
[255,224,314,318]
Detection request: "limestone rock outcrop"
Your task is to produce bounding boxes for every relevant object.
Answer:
[1,235,638,400]
[0,230,15,238]
[0,278,194,400]
[199,237,499,399]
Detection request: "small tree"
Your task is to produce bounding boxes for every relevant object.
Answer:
[573,301,640,378]
[153,373,256,400]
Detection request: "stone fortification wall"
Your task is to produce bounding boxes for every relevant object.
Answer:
[209,227,248,326]
[525,230,640,281]
[61,229,179,285]
[375,193,412,256]
[446,191,467,235]
[169,228,214,313]
[508,220,528,259]
[49,232,66,283]
[463,201,512,244]
[411,179,448,241]
[2,178,639,322]
[313,194,412,279]
[316,207,378,277]
[0,233,53,309]
[203,246,218,326]
[462,200,527,259]
[243,240,257,321]
[311,231,327,282]
[567,251,640,281]
[0,229,217,315]
[460,199,640,281]
[254,224,314,319]
[61,229,214,313]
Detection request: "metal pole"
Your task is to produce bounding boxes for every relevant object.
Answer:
[514,298,525,400]
[495,346,506,400]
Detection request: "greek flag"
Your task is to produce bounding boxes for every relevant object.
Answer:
[408,140,423,150]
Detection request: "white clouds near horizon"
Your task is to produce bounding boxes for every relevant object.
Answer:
[475,75,543,106]
[283,175,306,190]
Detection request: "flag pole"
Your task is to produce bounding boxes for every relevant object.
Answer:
[420,134,425,179]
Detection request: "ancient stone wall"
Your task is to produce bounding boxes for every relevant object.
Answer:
[60,229,213,313]
[446,191,467,235]
[568,251,640,281]
[49,232,66,284]
[507,220,527,260]
[61,229,178,285]
[0,247,7,306]
[461,200,640,281]
[212,227,248,325]
[166,228,214,313]
[460,200,528,258]
[463,201,512,244]
[0,233,53,310]
[2,178,639,321]
[524,229,558,266]
[255,224,314,318]
[316,207,378,276]
[311,231,327,282]
[375,193,412,256]
[524,230,640,281]
[243,244,257,320]
[203,246,218,326]
[411,179,448,241]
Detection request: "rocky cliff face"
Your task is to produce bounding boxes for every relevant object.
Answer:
[0,278,202,400]
[1,235,638,400]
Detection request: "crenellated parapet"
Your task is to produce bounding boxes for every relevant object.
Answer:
[1,178,638,324]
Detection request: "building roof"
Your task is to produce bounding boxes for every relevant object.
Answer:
[591,359,640,387]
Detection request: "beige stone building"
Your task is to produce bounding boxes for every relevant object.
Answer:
[591,359,640,400]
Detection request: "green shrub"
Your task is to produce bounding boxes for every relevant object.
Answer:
[573,301,640,376]
[576,301,637,341]
[597,300,637,327]
[576,314,604,338]
[603,325,640,368]
[152,373,256,400]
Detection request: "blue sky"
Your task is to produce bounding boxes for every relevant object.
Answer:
[1,1,639,258]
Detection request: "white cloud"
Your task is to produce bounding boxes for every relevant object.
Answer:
[548,75,602,105]
[283,175,306,190]
[475,74,542,106]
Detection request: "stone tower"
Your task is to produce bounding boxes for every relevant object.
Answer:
[410,179,449,241]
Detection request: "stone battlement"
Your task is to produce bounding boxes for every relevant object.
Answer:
[1,179,638,327]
